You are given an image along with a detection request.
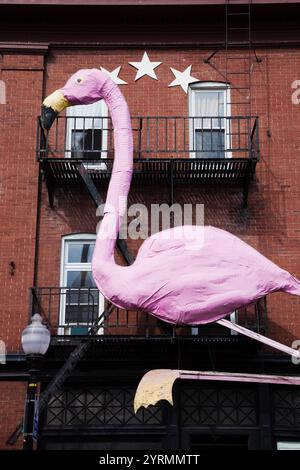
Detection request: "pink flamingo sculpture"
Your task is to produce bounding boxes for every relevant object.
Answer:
[41,69,300,359]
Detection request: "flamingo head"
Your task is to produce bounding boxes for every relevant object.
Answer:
[41,68,108,130]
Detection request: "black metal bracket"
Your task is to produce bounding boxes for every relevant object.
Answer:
[45,174,55,209]
[78,164,135,265]
[203,49,220,64]
[78,164,103,207]
[243,158,256,209]
[243,178,249,209]
[40,160,55,209]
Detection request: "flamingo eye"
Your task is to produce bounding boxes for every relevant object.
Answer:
[76,77,83,84]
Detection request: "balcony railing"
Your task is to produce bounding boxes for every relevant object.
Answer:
[29,287,267,339]
[37,115,259,207]
[37,115,259,161]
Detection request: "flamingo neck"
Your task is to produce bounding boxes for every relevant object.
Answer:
[92,78,133,267]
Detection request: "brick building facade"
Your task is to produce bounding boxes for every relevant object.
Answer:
[0,0,299,450]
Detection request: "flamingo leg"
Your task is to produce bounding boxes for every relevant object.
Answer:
[216,318,300,359]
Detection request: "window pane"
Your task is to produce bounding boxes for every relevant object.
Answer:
[68,243,95,263]
[194,91,225,128]
[65,304,98,324]
[66,271,98,304]
[71,129,102,159]
[218,91,224,117]
[66,271,96,289]
[65,271,99,324]
[195,129,225,158]
[195,91,220,116]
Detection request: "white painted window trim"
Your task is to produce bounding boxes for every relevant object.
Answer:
[65,100,108,170]
[59,233,104,335]
[188,82,232,159]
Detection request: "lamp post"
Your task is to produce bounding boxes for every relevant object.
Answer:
[21,314,50,451]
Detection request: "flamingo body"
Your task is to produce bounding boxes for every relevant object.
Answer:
[93,224,300,325]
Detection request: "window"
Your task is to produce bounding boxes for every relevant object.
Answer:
[65,100,108,167]
[277,442,300,450]
[189,82,231,158]
[59,234,104,335]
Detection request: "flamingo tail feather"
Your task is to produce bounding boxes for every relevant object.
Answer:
[283,275,300,295]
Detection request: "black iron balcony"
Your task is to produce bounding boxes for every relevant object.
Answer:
[29,287,267,341]
[37,115,259,208]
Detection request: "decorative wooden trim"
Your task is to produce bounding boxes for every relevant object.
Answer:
[0,43,49,54]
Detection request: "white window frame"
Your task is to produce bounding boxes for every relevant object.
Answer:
[188,82,231,159]
[65,100,108,170]
[59,233,104,335]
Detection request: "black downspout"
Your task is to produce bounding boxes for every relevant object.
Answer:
[32,52,48,290]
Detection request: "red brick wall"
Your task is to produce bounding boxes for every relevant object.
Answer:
[0,382,26,449]
[1,47,300,349]
[0,53,44,352]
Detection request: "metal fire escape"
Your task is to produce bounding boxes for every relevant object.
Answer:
[225,0,253,116]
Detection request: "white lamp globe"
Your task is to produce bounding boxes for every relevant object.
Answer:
[21,314,50,356]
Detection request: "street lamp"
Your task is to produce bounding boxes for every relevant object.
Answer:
[21,314,50,450]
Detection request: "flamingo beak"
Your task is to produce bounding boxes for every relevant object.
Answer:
[41,90,70,130]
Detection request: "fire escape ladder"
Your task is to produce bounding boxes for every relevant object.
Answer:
[225,0,253,117]
[204,0,256,115]
[225,0,259,208]
[203,0,260,208]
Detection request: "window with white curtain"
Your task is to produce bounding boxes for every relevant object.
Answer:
[59,234,104,335]
[189,82,231,158]
[65,100,108,163]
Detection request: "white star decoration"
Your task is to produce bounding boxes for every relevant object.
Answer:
[100,57,199,93]
[100,66,127,85]
[129,51,162,81]
[169,65,199,93]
